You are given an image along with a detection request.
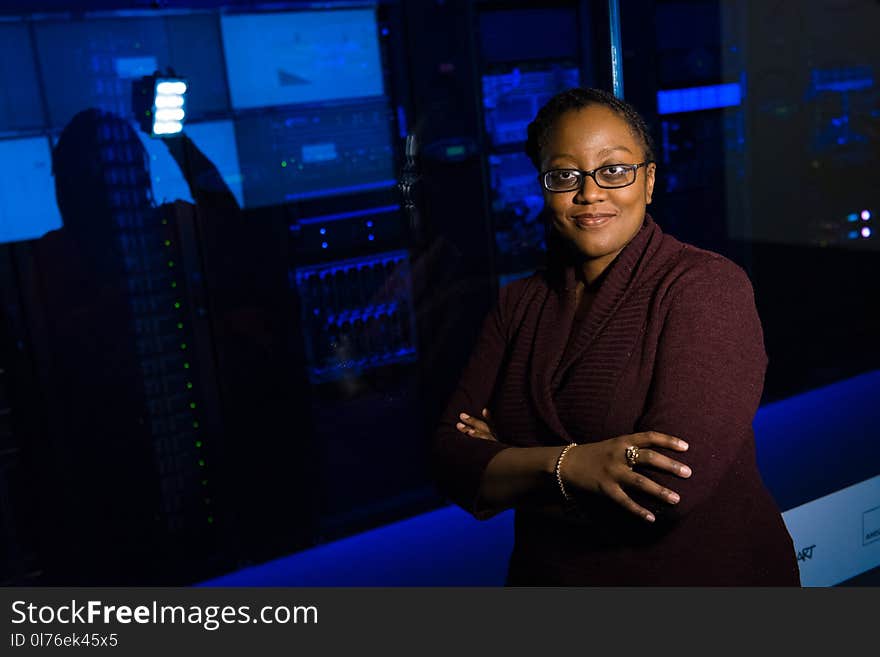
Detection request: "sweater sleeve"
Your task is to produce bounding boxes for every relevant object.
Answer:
[633,255,767,521]
[430,283,518,519]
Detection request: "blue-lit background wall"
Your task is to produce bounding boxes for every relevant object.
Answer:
[0,0,877,587]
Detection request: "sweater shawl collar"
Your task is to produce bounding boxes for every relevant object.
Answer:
[528,213,665,443]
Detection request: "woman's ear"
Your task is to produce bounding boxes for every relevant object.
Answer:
[645,162,656,205]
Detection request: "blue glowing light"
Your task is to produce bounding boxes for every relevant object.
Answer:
[152,77,187,136]
[285,180,397,202]
[297,204,400,226]
[321,242,328,249]
[657,83,742,115]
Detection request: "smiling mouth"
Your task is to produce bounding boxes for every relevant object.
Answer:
[572,213,616,227]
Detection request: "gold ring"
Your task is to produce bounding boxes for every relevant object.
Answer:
[625,445,640,468]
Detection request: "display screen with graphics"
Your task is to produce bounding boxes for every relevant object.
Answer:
[220,9,384,110]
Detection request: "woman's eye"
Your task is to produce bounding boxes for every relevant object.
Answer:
[602,166,627,176]
[555,170,577,180]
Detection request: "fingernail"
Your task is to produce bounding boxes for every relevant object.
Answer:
[645,513,655,522]
[459,413,469,419]
[669,493,680,503]
[681,466,692,477]
[456,422,465,430]
[679,441,689,450]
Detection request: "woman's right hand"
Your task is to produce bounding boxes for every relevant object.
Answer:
[560,432,692,522]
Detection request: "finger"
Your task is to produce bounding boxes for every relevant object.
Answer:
[633,448,692,478]
[624,470,681,505]
[455,422,495,441]
[637,431,689,451]
[459,412,491,434]
[599,481,655,523]
[482,408,491,419]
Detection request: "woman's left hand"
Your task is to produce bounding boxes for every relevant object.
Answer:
[456,408,498,441]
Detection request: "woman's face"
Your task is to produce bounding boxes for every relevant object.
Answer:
[540,104,655,281]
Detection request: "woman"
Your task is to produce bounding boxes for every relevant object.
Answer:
[431,88,800,586]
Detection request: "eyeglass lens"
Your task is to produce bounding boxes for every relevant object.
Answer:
[544,165,636,190]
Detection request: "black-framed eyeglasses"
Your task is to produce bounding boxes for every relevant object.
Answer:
[540,162,653,192]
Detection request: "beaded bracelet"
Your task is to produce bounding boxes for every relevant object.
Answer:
[554,442,577,503]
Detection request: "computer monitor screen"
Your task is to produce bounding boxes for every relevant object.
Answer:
[220,9,384,110]
[234,98,396,208]
[0,137,63,243]
[33,14,228,130]
[0,23,46,132]
[137,119,244,209]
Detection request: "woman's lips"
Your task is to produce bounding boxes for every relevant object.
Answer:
[572,213,616,228]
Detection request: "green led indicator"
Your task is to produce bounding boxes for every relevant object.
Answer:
[198,459,205,467]
[161,219,168,225]
[201,479,208,486]
[177,322,184,329]
[193,421,199,429]
[171,281,177,288]
[168,260,175,268]
[164,240,171,247]
[174,302,181,309]
[190,402,197,409]
[195,440,202,448]
[281,160,287,168]
[183,362,190,369]
[207,516,214,524]
[186,382,193,389]
[180,343,187,350]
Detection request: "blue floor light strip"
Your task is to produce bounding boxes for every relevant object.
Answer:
[199,370,880,586]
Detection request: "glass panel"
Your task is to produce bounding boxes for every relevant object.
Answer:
[621,0,880,586]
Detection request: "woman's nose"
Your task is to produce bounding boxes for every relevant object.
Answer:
[572,175,606,204]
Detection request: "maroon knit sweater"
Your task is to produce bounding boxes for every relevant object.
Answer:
[432,214,800,586]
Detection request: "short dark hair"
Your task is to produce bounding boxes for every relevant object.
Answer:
[525,87,655,170]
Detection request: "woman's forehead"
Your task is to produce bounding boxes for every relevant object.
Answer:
[545,107,642,157]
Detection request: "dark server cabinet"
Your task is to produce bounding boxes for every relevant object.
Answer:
[0,251,42,585]
[277,4,440,541]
